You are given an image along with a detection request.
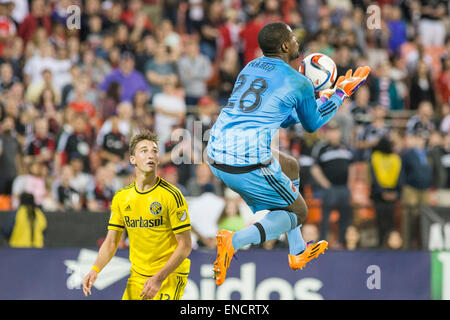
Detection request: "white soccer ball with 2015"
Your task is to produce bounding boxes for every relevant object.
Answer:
[300,53,337,91]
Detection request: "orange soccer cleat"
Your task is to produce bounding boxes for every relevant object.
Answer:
[288,240,328,270]
[213,230,236,286]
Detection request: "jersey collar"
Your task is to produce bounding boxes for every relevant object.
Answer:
[134,177,161,194]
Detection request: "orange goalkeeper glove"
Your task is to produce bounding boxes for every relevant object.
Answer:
[319,66,371,100]
[318,71,349,100]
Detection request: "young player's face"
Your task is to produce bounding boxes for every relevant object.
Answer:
[131,140,159,173]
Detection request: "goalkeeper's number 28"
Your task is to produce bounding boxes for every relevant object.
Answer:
[226,75,267,113]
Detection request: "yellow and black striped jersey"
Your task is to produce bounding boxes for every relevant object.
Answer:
[108,177,191,276]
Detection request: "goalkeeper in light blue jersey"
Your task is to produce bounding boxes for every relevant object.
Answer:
[207,22,370,285]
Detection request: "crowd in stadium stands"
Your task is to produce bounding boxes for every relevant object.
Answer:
[0,0,449,250]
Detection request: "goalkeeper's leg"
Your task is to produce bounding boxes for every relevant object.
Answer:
[275,149,328,270]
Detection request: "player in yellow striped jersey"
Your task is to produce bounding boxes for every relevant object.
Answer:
[82,131,192,300]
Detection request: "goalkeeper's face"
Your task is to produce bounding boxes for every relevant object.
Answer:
[285,26,300,61]
[130,140,159,174]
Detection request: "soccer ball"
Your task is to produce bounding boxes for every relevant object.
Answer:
[300,53,337,91]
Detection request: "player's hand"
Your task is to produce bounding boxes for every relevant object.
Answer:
[335,66,371,98]
[82,270,98,296]
[318,72,348,99]
[140,276,164,300]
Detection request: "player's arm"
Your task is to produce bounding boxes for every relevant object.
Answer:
[140,229,192,300]
[293,80,344,133]
[82,228,123,296]
[293,66,371,132]
[83,192,124,296]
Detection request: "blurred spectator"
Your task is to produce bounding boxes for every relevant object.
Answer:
[10,0,28,25]
[36,88,58,133]
[433,133,450,207]
[311,120,353,245]
[401,130,432,249]
[102,0,125,33]
[58,113,92,173]
[85,14,103,50]
[217,9,241,61]
[418,0,447,47]
[300,223,320,243]
[185,0,205,34]
[17,0,51,43]
[371,61,401,110]
[186,95,218,147]
[386,6,407,56]
[161,165,189,196]
[159,124,196,186]
[96,102,138,148]
[238,12,263,65]
[23,117,55,169]
[370,136,403,246]
[0,116,21,195]
[121,0,153,31]
[99,51,150,103]
[157,19,181,54]
[0,62,19,93]
[349,85,372,127]
[217,47,240,106]
[4,192,47,248]
[11,160,46,210]
[25,68,59,110]
[86,164,117,212]
[343,225,361,250]
[188,184,225,249]
[440,104,450,134]
[79,48,111,87]
[153,79,186,151]
[134,33,156,75]
[334,46,355,81]
[145,41,178,98]
[55,164,82,211]
[0,1,17,55]
[406,100,436,136]
[217,188,245,232]
[409,61,436,110]
[198,1,224,61]
[23,42,57,88]
[97,81,121,120]
[356,105,390,161]
[66,155,95,207]
[1,36,25,81]
[389,55,408,109]
[298,0,320,34]
[66,74,98,120]
[436,55,450,106]
[295,132,320,194]
[50,0,72,26]
[177,39,212,106]
[383,229,404,250]
[99,115,128,165]
[186,162,219,197]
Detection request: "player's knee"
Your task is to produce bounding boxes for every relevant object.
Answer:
[289,196,308,225]
[296,203,308,225]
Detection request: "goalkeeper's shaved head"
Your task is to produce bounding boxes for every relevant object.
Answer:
[258,22,300,61]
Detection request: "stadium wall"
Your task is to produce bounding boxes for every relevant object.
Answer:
[1,247,447,300]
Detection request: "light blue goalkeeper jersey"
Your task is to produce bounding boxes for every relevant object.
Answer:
[207,56,343,167]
